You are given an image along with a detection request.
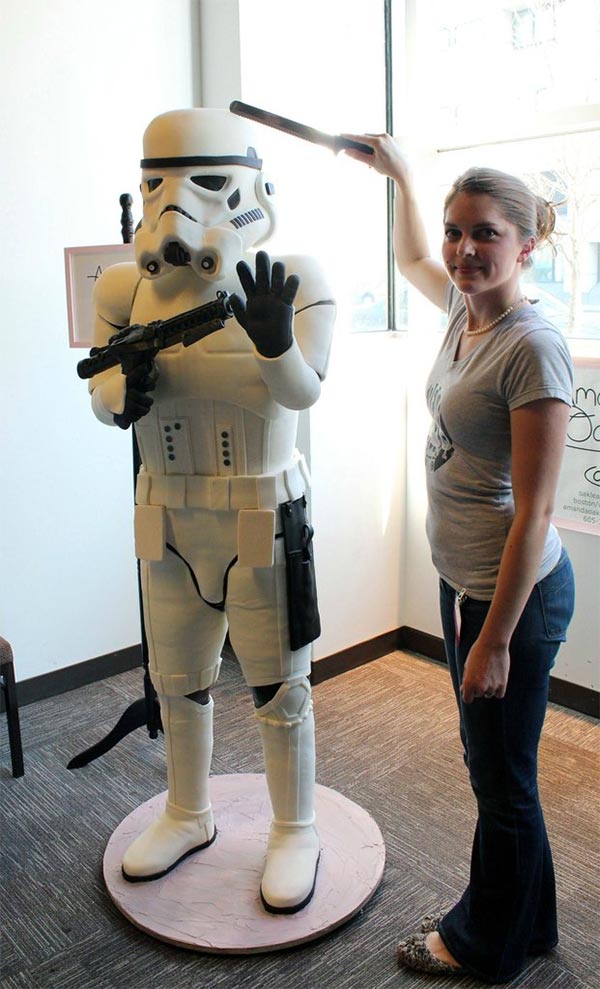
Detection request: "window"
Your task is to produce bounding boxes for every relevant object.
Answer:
[512,5,559,48]
[239,0,599,340]
[238,0,401,332]
[403,0,600,339]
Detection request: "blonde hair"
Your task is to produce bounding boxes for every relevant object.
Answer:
[444,167,559,266]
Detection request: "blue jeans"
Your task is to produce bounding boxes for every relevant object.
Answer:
[437,549,575,984]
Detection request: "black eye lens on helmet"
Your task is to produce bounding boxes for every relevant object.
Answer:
[147,178,163,192]
[191,175,227,191]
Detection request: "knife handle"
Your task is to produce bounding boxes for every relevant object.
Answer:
[333,136,375,155]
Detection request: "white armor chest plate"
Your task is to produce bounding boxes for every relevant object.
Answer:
[134,396,297,477]
[130,281,297,477]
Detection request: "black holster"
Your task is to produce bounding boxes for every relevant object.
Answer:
[280,495,321,651]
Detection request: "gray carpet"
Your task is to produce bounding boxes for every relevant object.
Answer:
[1,650,598,989]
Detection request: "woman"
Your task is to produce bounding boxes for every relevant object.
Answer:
[344,135,575,984]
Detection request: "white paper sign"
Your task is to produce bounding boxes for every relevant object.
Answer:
[554,358,600,535]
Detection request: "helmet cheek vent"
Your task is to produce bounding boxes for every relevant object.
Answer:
[227,188,241,210]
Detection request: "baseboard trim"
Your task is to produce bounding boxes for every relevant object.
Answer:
[4,629,598,719]
[547,676,600,719]
[312,626,599,719]
[311,629,404,685]
[397,627,447,665]
[1,646,142,713]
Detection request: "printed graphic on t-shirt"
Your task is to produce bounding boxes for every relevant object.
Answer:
[426,381,454,472]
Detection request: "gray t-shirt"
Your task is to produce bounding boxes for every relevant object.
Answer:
[425,285,573,599]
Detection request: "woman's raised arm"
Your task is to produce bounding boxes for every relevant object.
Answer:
[343,134,449,311]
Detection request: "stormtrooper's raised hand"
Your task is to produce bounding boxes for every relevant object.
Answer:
[113,360,158,430]
[230,250,300,358]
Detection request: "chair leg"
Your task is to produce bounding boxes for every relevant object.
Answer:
[1,660,24,778]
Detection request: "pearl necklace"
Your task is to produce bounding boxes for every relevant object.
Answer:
[465,296,528,337]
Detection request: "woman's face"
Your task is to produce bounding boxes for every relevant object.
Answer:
[442,192,534,299]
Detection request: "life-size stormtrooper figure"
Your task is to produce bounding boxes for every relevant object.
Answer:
[88,109,335,914]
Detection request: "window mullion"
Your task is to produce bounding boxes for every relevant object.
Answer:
[385,0,396,330]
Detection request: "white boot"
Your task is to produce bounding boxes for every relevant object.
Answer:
[256,677,320,913]
[122,694,216,881]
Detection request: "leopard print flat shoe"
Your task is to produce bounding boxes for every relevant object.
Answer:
[419,911,444,934]
[397,934,464,975]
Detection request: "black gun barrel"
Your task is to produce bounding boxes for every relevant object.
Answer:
[77,293,234,379]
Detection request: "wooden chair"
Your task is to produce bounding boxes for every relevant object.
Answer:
[0,636,24,777]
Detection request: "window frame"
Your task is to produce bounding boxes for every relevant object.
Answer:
[389,0,600,343]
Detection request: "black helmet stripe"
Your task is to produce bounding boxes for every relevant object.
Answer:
[140,152,262,170]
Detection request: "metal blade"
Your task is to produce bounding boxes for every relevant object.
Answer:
[230,101,373,156]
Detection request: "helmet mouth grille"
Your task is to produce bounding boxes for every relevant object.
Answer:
[163,242,191,266]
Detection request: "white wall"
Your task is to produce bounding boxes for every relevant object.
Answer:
[311,333,406,660]
[1,0,195,679]
[0,0,405,684]
[2,0,597,695]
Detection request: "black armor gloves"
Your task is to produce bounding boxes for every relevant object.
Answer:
[230,250,300,359]
[113,360,158,429]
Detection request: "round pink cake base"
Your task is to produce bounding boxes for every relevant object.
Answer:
[103,773,385,954]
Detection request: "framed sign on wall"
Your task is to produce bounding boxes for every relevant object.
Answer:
[65,244,135,348]
[553,357,600,536]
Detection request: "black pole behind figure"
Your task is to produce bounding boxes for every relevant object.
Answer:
[384,0,397,331]
[120,193,134,245]
[67,195,162,770]
[132,430,162,740]
[123,191,162,741]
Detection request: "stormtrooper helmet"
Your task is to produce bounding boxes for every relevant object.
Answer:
[135,108,276,281]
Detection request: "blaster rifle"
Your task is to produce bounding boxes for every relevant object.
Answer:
[77,290,234,380]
